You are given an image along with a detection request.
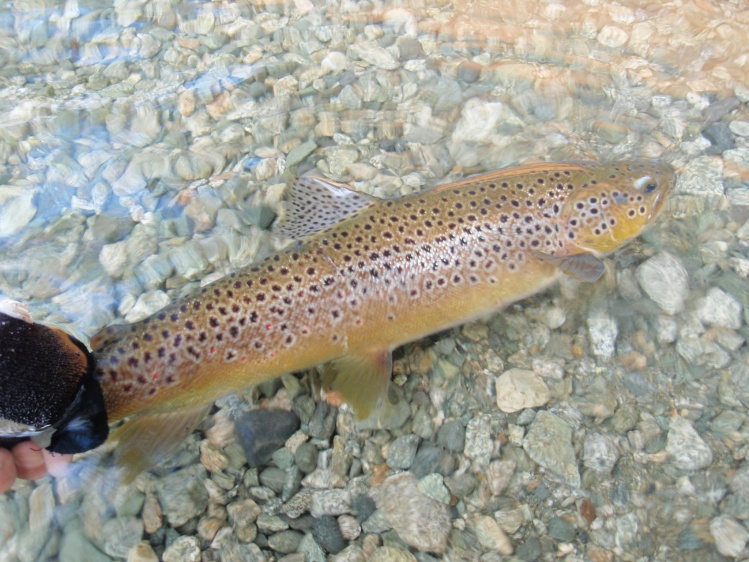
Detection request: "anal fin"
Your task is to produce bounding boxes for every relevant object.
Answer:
[322,349,392,420]
[110,403,211,483]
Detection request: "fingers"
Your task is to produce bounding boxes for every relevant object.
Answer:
[0,448,17,493]
[12,442,47,480]
[0,443,73,492]
[42,449,72,478]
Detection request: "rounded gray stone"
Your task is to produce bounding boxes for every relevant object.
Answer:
[523,411,580,487]
[437,420,466,452]
[636,252,689,315]
[386,434,420,469]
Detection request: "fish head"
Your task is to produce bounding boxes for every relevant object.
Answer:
[0,301,108,454]
[559,161,675,255]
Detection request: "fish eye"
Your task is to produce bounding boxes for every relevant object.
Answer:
[634,175,658,193]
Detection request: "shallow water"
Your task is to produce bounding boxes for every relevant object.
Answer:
[1,0,749,560]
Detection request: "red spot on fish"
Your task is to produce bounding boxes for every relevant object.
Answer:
[266,323,273,330]
[210,346,217,354]
[241,356,247,362]
[152,373,159,381]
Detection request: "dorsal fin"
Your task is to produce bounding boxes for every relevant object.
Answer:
[273,176,378,240]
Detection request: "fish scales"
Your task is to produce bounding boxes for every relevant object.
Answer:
[91,161,674,475]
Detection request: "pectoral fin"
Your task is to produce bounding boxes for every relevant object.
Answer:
[533,252,605,282]
[322,349,393,420]
[110,403,211,482]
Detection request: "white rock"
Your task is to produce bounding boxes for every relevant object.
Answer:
[273,75,298,97]
[370,473,450,554]
[635,252,689,315]
[587,307,618,358]
[170,243,209,279]
[452,99,516,144]
[129,105,162,148]
[597,25,628,48]
[383,8,418,36]
[102,517,145,558]
[350,43,399,70]
[608,4,636,24]
[656,315,679,344]
[125,291,171,323]
[472,515,513,556]
[28,482,55,537]
[583,433,619,474]
[337,515,361,542]
[725,147,749,170]
[730,120,749,137]
[666,416,713,471]
[696,287,743,329]
[495,369,551,413]
[0,186,36,237]
[710,515,749,558]
[523,411,580,487]
[162,536,200,562]
[127,541,159,562]
[729,257,749,278]
[99,241,130,278]
[728,188,749,208]
[111,159,147,196]
[676,156,724,198]
[543,306,566,329]
[321,51,348,74]
[464,413,492,469]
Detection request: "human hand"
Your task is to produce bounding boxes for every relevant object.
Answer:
[0,442,71,493]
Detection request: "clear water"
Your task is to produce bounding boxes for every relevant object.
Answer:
[1,1,748,560]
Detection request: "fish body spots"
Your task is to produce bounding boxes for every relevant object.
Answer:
[558,161,675,254]
[94,161,673,415]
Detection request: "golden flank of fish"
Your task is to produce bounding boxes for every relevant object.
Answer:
[91,160,674,477]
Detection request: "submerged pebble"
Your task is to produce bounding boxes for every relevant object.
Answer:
[370,473,450,554]
[696,288,743,330]
[710,515,749,557]
[235,409,301,467]
[636,252,690,315]
[495,368,551,413]
[666,416,714,471]
[156,465,209,528]
[524,411,581,487]
[2,2,748,562]
[0,187,37,238]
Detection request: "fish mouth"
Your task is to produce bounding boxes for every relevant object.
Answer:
[647,192,666,222]
[646,171,676,222]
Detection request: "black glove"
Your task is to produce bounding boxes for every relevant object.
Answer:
[0,301,108,454]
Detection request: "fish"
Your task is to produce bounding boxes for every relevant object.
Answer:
[90,160,674,477]
[0,300,108,454]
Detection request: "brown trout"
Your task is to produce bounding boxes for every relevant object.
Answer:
[91,160,674,475]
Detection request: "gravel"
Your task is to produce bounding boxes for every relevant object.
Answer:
[2,1,749,561]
